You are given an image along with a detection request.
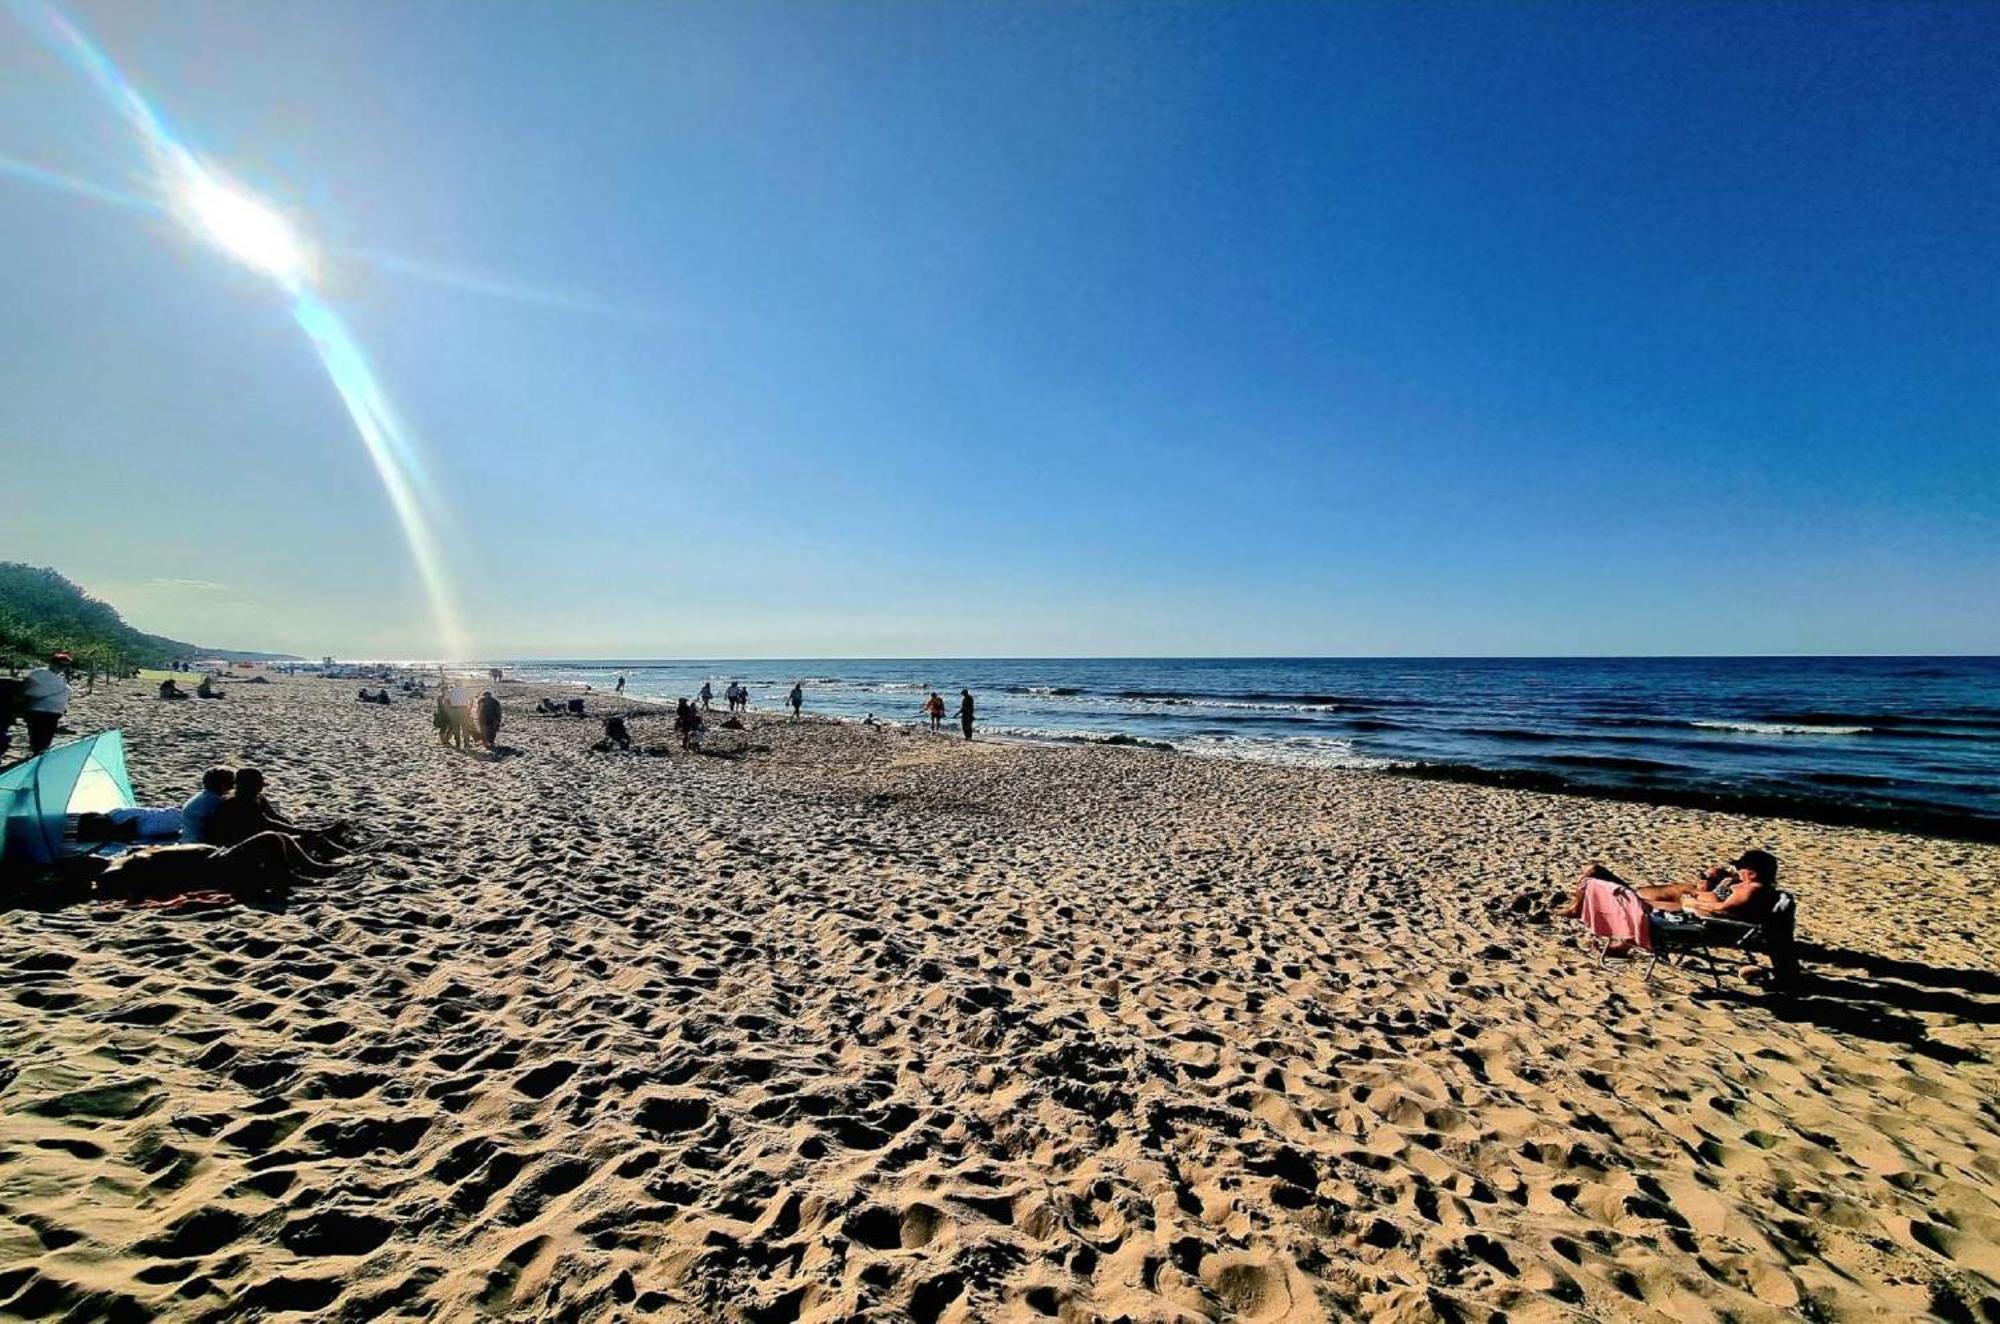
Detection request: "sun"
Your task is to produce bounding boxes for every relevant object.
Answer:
[176,167,312,288]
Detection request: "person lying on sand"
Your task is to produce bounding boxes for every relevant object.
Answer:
[75,807,185,846]
[68,832,343,899]
[1561,849,1779,923]
[211,768,362,861]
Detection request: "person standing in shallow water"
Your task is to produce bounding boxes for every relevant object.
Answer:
[615,675,625,695]
[958,688,976,740]
[788,683,803,719]
[700,681,713,712]
[924,691,945,732]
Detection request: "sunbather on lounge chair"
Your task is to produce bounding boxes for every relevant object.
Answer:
[1562,850,1778,922]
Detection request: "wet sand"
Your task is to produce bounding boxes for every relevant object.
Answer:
[2,675,1996,1321]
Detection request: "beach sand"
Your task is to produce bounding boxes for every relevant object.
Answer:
[2,676,1996,1321]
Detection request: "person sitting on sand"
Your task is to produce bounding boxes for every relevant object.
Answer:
[924,691,945,732]
[959,688,976,741]
[475,690,503,750]
[1561,850,1780,927]
[603,715,632,750]
[211,768,355,862]
[195,675,224,699]
[159,678,189,700]
[180,767,234,844]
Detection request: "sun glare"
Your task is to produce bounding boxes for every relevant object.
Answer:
[178,169,311,287]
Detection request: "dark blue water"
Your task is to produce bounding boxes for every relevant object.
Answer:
[504,657,2000,838]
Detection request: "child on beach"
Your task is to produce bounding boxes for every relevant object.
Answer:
[925,691,945,732]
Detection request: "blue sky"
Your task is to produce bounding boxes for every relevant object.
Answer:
[3,0,1995,658]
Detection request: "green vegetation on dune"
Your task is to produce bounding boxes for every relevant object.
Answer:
[0,563,293,672]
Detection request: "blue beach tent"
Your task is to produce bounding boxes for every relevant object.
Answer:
[0,730,136,865]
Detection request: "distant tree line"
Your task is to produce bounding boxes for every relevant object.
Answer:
[0,562,197,674]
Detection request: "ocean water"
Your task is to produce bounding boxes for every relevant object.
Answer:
[502,657,2000,838]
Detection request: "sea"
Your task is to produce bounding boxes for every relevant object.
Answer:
[498,657,2000,840]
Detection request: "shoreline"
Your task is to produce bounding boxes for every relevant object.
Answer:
[502,677,2000,846]
[472,659,2000,846]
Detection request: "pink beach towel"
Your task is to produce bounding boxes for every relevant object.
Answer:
[1577,877,1651,952]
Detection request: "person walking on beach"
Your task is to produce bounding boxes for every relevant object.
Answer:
[924,691,945,732]
[788,683,804,720]
[20,657,71,756]
[958,688,976,741]
[615,674,626,695]
[700,681,713,712]
[442,681,473,749]
[675,699,705,750]
[476,689,503,750]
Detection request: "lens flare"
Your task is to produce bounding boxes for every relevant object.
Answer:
[6,0,465,659]
[178,172,312,287]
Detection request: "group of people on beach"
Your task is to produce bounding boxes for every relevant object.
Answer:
[924,689,976,739]
[156,674,224,701]
[69,765,367,898]
[432,682,503,751]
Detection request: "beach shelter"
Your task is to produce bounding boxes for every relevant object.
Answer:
[0,730,135,865]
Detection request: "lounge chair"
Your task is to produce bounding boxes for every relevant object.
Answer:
[1645,892,1801,990]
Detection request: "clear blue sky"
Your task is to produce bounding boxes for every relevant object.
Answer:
[3,0,1996,658]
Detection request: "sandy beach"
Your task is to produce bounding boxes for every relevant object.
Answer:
[2,674,1995,1322]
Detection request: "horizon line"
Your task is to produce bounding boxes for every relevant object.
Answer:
[295,651,2000,665]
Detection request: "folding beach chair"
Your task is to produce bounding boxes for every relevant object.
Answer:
[1645,891,1800,990]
